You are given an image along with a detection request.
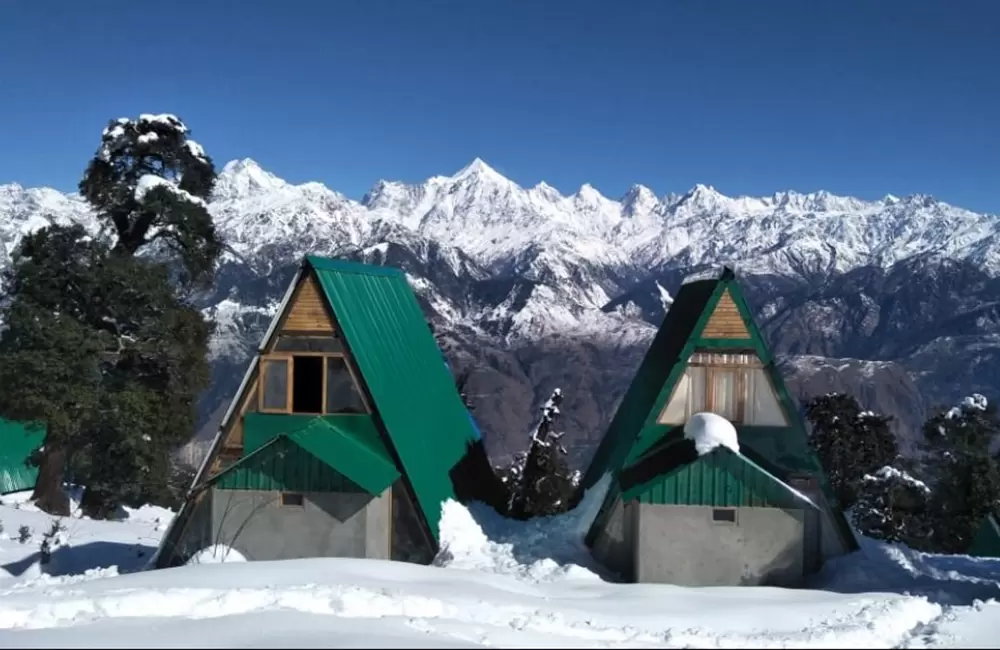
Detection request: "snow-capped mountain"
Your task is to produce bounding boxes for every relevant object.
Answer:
[2,158,999,465]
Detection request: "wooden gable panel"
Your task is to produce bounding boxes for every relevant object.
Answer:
[701,289,750,339]
[282,274,335,333]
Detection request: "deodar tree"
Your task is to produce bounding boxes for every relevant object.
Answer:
[0,114,222,517]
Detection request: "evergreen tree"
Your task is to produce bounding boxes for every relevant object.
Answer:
[921,395,1000,553]
[804,393,898,509]
[80,114,220,284]
[505,389,576,519]
[0,114,221,518]
[0,226,107,514]
[851,465,934,550]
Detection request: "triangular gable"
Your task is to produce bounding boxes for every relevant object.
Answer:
[578,267,857,552]
[701,288,751,340]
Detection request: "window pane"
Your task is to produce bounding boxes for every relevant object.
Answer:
[325,357,367,414]
[658,372,690,424]
[747,368,788,426]
[711,369,739,421]
[689,366,706,415]
[261,359,288,410]
[273,335,344,353]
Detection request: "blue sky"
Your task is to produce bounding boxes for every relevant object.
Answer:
[1,1,997,212]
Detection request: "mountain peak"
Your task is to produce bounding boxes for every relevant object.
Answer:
[215,158,286,199]
[450,157,507,184]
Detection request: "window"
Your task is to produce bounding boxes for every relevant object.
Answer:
[280,492,304,507]
[257,353,368,415]
[293,356,324,413]
[260,358,289,412]
[326,357,367,414]
[657,352,788,426]
[712,508,737,523]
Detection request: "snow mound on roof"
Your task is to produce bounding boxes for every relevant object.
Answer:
[684,412,740,455]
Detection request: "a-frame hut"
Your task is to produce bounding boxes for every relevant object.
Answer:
[577,266,857,587]
[153,256,502,568]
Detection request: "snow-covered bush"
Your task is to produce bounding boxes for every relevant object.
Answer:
[919,393,1000,553]
[852,465,934,550]
[804,393,898,509]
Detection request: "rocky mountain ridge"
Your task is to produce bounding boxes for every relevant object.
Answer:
[3,158,997,465]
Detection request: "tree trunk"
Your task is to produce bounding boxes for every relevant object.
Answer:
[80,487,116,520]
[31,446,70,516]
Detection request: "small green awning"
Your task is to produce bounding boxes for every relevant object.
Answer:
[212,413,400,496]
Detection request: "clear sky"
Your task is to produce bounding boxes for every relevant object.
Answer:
[1,1,997,212]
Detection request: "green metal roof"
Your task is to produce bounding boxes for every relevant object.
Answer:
[621,440,815,509]
[0,419,45,495]
[209,415,401,496]
[306,255,494,541]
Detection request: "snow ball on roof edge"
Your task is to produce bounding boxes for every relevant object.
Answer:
[684,412,740,456]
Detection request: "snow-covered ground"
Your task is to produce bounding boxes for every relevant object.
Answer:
[0,489,998,648]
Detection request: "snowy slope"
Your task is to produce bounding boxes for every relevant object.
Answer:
[1,493,999,647]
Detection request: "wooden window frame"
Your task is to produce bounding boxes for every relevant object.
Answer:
[687,351,763,425]
[257,351,371,415]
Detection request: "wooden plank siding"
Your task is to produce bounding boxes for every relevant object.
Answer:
[701,290,750,339]
[282,274,335,333]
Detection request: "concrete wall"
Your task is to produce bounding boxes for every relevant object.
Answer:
[590,497,636,580]
[633,504,810,587]
[791,481,855,562]
[206,486,392,561]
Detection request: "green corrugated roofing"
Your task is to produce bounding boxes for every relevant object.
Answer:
[621,441,813,509]
[0,419,45,495]
[307,255,489,541]
[967,514,1000,558]
[211,416,400,495]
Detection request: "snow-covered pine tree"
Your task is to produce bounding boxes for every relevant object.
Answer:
[504,388,576,520]
[804,393,898,509]
[920,394,1000,553]
[851,465,934,550]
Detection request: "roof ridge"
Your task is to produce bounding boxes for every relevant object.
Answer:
[305,255,405,278]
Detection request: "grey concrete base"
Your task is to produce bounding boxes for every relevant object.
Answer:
[634,504,814,587]
[201,487,392,562]
[590,499,826,587]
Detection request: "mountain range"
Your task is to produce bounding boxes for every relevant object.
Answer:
[3,158,999,466]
